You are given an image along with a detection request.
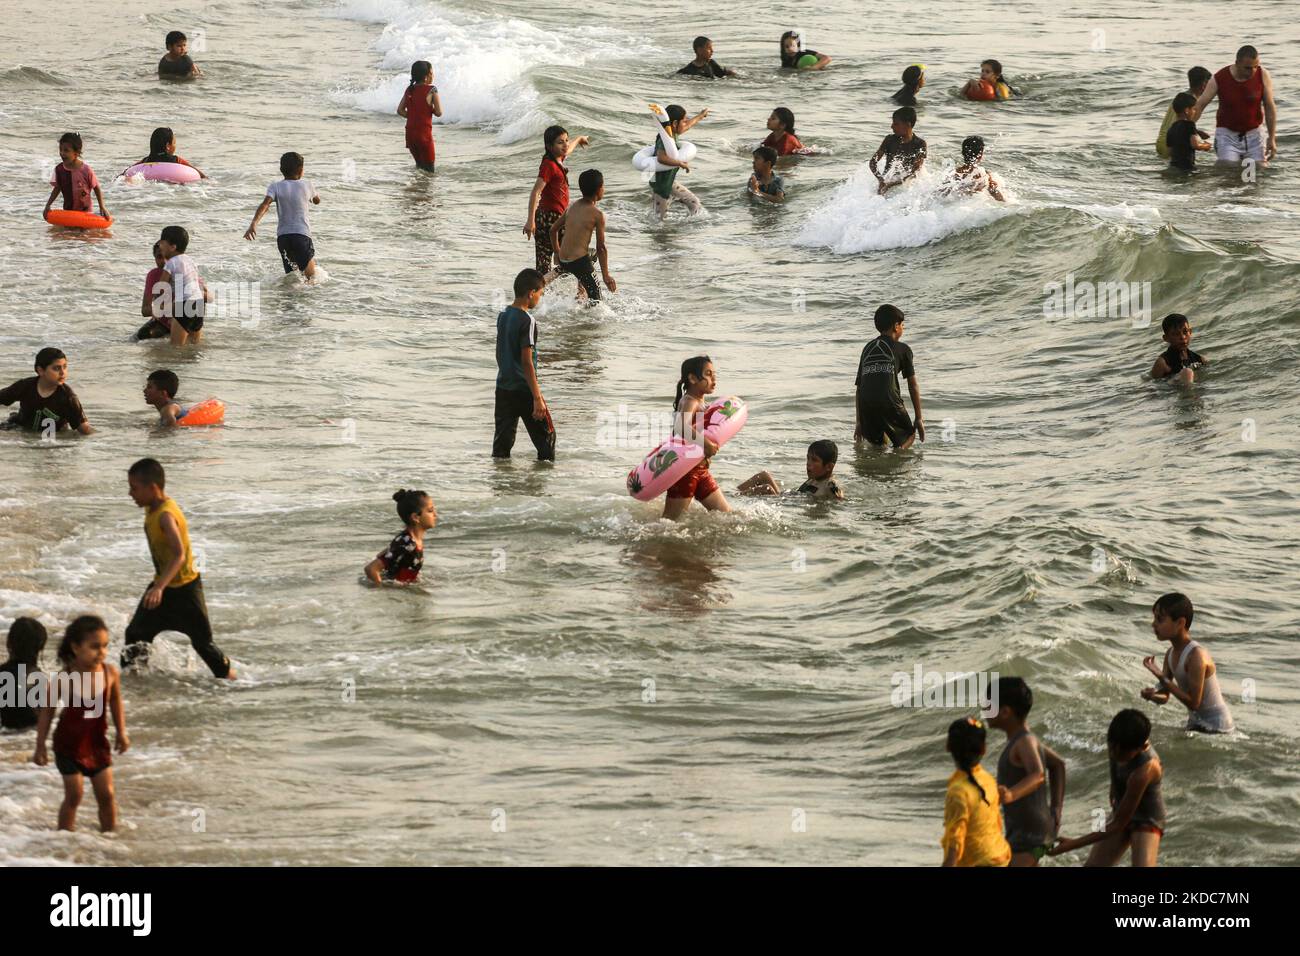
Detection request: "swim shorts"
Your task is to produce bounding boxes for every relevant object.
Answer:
[174,313,204,334]
[667,462,719,501]
[277,233,316,274]
[55,752,108,778]
[857,400,914,447]
[558,254,602,301]
[1214,125,1266,163]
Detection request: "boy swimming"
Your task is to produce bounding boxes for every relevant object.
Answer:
[941,136,1005,201]
[158,30,200,78]
[738,440,844,500]
[549,169,616,300]
[1150,313,1205,383]
[142,369,184,426]
[869,108,926,196]
[1141,592,1234,733]
[678,36,736,78]
[0,347,93,435]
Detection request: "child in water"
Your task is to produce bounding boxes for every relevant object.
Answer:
[855,305,924,450]
[664,356,732,520]
[869,108,926,195]
[738,440,844,500]
[778,31,830,70]
[941,717,1012,866]
[761,108,805,156]
[131,126,206,177]
[549,169,617,300]
[940,136,1006,201]
[244,151,322,279]
[142,369,184,426]
[965,59,1015,100]
[747,147,785,203]
[1141,592,1234,733]
[158,30,200,78]
[1157,67,1211,158]
[1050,710,1165,866]
[893,64,925,105]
[1150,313,1205,383]
[365,489,437,585]
[0,347,93,435]
[1,617,48,731]
[396,60,443,172]
[523,125,590,274]
[156,225,211,346]
[1165,93,1213,172]
[989,677,1067,867]
[647,103,709,220]
[135,242,173,341]
[43,132,109,221]
[33,615,128,832]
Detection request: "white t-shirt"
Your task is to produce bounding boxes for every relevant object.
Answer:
[164,254,203,305]
[266,178,317,237]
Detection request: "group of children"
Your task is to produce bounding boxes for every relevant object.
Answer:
[942,593,1234,867]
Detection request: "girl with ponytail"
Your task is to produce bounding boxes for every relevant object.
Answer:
[396,60,443,171]
[663,356,732,521]
[365,489,438,584]
[941,716,1011,866]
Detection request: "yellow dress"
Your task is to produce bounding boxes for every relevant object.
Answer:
[942,765,1012,866]
[144,497,198,588]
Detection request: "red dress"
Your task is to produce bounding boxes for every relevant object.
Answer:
[402,84,437,166]
[762,131,806,156]
[52,669,111,774]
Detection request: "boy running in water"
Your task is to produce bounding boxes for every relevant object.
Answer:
[869,108,926,196]
[549,169,617,301]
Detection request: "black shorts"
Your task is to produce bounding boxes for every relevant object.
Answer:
[858,401,914,446]
[175,312,204,333]
[277,233,316,273]
[55,752,108,778]
[558,254,601,301]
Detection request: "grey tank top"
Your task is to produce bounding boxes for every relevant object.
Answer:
[1110,745,1165,830]
[996,731,1054,849]
[1172,641,1234,733]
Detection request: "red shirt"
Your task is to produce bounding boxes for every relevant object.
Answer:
[762,131,805,156]
[402,84,436,145]
[1214,65,1264,133]
[537,155,569,214]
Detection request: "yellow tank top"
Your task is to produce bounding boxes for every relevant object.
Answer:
[144,497,198,588]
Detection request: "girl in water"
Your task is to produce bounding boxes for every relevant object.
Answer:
[941,717,1011,867]
[523,125,590,274]
[762,107,806,156]
[396,61,443,171]
[130,127,207,178]
[33,615,128,832]
[365,489,437,584]
[965,59,1015,100]
[663,356,731,521]
[778,32,831,71]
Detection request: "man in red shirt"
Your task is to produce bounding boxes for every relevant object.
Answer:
[1192,45,1278,165]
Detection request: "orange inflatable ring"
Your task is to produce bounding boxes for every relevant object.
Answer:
[45,209,113,229]
[963,79,996,101]
[177,398,225,427]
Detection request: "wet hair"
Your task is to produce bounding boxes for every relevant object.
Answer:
[997,677,1033,719]
[1236,45,1258,62]
[166,31,187,47]
[409,60,432,87]
[1153,592,1194,628]
[902,64,924,89]
[57,615,107,667]
[513,268,545,299]
[147,369,180,400]
[6,617,48,668]
[1188,66,1211,88]
[578,168,603,199]
[693,36,711,53]
[892,106,917,127]
[874,303,905,333]
[982,59,1016,96]
[779,31,802,68]
[1160,312,1190,334]
[543,125,567,160]
[280,151,304,177]
[662,104,687,127]
[961,135,985,163]
[58,132,83,153]
[1172,92,1196,114]
[771,106,796,135]
[393,488,430,526]
[160,225,189,253]
[34,347,66,371]
[808,439,838,467]
[752,145,778,166]
[149,127,175,156]
[128,457,166,489]
[947,717,989,804]
[674,355,712,409]
[152,240,163,258]
[1107,709,1151,751]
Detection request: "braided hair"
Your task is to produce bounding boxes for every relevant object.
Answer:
[408,60,432,87]
[947,716,990,805]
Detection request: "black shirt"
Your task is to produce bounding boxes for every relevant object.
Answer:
[856,336,915,408]
[877,134,927,180]
[1166,119,1199,171]
[892,86,918,106]
[0,377,87,431]
[1159,345,1204,375]
[158,54,194,77]
[678,59,730,78]
[0,661,39,730]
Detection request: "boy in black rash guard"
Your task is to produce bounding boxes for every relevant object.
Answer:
[869,107,926,195]
[1151,313,1206,383]
[1165,92,1212,172]
[158,31,200,78]
[678,37,735,78]
[0,347,93,435]
[855,305,924,450]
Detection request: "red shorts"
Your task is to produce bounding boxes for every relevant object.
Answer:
[407,137,435,167]
[666,462,719,501]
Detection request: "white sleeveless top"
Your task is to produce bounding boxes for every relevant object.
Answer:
[1171,640,1234,733]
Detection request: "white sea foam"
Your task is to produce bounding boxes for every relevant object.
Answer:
[333,0,655,144]
[794,165,1019,253]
